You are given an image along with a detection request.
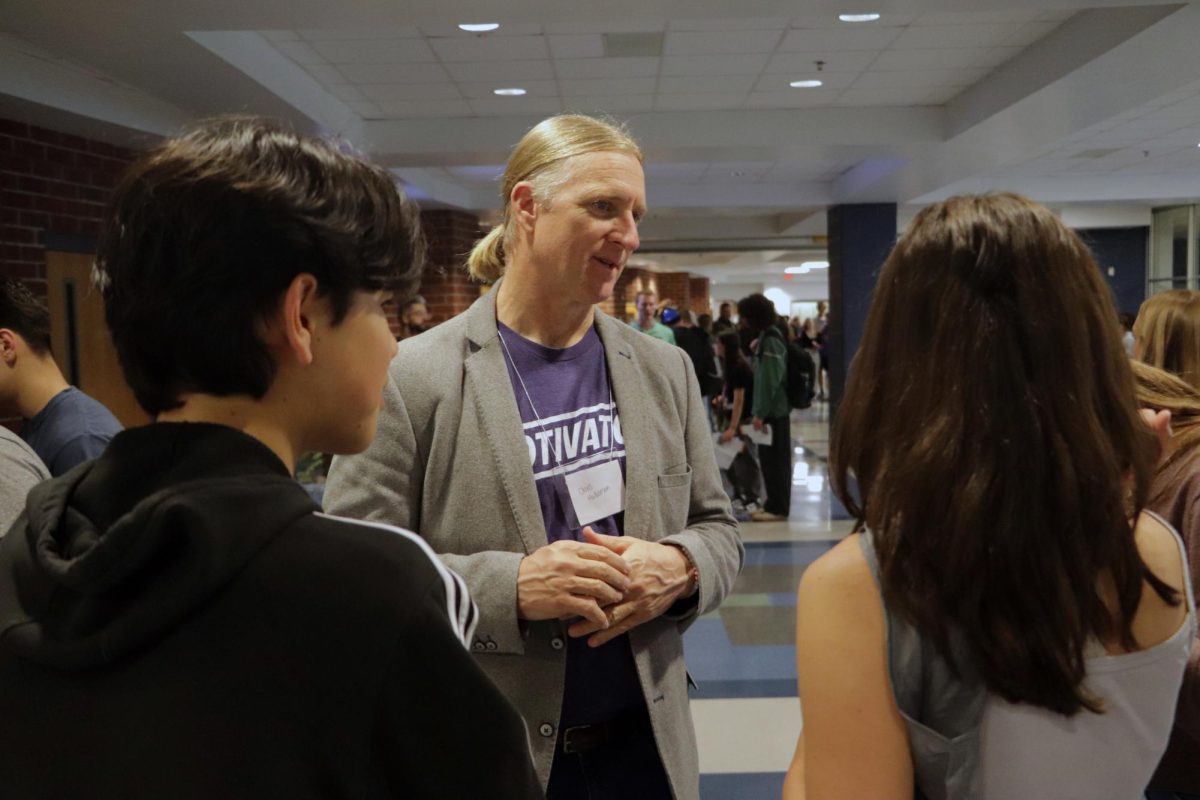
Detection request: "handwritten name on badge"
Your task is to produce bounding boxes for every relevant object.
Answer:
[565,459,625,526]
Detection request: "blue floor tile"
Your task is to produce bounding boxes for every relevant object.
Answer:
[701,772,786,799]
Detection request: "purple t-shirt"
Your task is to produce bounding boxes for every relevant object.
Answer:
[497,322,644,727]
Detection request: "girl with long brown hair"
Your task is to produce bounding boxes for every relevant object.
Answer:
[1133,360,1200,797]
[784,194,1193,799]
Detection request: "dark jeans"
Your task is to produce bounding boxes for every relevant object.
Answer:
[758,415,792,516]
[546,708,672,799]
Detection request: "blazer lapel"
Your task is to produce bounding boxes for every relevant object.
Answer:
[595,312,658,542]
[463,281,542,556]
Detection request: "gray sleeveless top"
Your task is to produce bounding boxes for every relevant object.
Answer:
[859,524,1195,800]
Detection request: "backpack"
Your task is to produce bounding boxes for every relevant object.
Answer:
[765,327,815,410]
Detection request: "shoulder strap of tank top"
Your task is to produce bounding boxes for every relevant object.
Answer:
[1141,509,1197,615]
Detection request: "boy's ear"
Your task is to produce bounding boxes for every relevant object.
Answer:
[271,273,320,366]
[0,329,20,366]
[510,181,538,234]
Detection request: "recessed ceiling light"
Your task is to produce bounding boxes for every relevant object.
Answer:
[784,266,809,275]
[802,261,830,269]
[790,79,823,88]
[459,23,500,32]
[493,87,527,96]
[839,13,881,22]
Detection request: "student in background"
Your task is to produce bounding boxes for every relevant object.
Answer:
[738,293,791,523]
[1135,289,1200,388]
[785,193,1192,799]
[0,424,48,533]
[0,279,122,475]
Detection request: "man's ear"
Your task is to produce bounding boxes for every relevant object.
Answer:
[0,329,20,367]
[271,273,320,366]
[510,181,538,235]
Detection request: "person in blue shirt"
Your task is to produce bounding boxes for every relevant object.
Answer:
[0,279,122,475]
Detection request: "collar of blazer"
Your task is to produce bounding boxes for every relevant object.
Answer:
[461,278,663,549]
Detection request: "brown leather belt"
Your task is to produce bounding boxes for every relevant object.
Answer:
[558,710,650,755]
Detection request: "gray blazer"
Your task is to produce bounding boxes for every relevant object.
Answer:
[324,283,743,798]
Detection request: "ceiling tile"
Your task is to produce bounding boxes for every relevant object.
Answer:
[468,96,564,115]
[779,27,901,52]
[1038,10,1077,23]
[1004,21,1063,47]
[754,72,855,92]
[669,17,790,32]
[664,30,784,56]
[765,51,877,73]
[870,48,986,71]
[445,59,554,82]
[836,87,937,106]
[310,39,436,64]
[559,77,658,96]
[431,35,549,62]
[457,80,558,99]
[922,86,964,105]
[643,162,710,180]
[554,57,659,79]
[376,99,474,118]
[348,101,382,118]
[273,40,326,65]
[359,83,462,102]
[705,161,774,179]
[299,27,421,40]
[327,83,367,102]
[302,64,347,84]
[419,23,543,37]
[547,34,604,58]
[563,95,656,113]
[337,62,450,84]
[654,93,749,111]
[852,68,987,89]
[745,89,841,108]
[890,23,1023,50]
[261,30,300,43]
[658,75,758,94]
[978,46,1025,69]
[545,21,666,35]
[913,11,1041,25]
[661,53,770,76]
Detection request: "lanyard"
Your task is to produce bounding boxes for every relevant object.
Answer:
[496,325,618,471]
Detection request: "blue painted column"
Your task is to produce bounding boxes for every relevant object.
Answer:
[826,203,897,409]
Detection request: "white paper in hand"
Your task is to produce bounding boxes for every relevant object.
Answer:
[746,424,772,445]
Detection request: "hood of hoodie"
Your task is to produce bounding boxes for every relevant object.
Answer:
[0,422,319,671]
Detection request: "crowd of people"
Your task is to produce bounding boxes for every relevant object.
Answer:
[0,112,1195,800]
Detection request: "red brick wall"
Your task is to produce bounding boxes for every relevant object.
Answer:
[689,277,711,317]
[0,119,135,295]
[601,269,703,321]
[414,208,486,326]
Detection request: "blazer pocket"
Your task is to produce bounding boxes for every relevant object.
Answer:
[656,465,693,534]
[657,465,693,489]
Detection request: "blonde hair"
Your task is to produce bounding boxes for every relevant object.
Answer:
[465,114,642,283]
[1135,289,1200,388]
[1131,358,1200,481]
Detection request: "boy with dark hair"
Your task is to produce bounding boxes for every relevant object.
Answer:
[0,117,541,799]
[0,278,122,475]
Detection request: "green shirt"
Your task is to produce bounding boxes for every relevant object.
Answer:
[631,320,676,345]
[752,328,789,420]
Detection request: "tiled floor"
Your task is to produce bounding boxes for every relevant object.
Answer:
[690,403,852,799]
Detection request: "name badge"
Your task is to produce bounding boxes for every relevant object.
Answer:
[564,459,625,526]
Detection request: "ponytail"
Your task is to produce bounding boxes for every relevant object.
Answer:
[466,224,506,283]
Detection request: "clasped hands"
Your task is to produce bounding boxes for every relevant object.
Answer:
[516,527,693,647]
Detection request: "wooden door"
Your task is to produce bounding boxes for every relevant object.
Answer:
[45,251,150,428]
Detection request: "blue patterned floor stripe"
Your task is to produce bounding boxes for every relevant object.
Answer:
[700,772,786,799]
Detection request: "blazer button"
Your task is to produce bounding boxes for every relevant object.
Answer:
[472,642,485,652]
[538,723,555,738]
[550,637,565,650]
[485,641,498,651]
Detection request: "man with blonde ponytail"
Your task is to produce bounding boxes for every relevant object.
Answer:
[326,114,742,799]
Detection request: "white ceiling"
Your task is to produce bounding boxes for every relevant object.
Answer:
[2,0,1198,287]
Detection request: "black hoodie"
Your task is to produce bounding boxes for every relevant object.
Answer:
[0,423,541,799]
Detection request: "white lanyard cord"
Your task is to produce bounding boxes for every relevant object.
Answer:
[496,326,617,465]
